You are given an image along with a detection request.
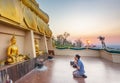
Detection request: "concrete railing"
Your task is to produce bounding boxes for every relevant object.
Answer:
[54,49,120,63]
[100,50,120,63]
[54,49,100,57]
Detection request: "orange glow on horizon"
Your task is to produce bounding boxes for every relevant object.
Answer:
[67,35,120,45]
[86,40,91,44]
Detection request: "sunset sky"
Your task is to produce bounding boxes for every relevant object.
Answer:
[37,0,120,46]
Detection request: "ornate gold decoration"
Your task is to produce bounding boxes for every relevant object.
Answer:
[48,28,52,37]
[0,0,52,37]
[31,0,39,7]
[37,17,45,34]
[34,39,43,56]
[21,0,49,23]
[0,0,21,23]
[44,25,52,37]
[23,7,38,32]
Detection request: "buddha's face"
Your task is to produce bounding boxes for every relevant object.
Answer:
[11,38,16,44]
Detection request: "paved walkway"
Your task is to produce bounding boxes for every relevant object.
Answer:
[16,56,120,83]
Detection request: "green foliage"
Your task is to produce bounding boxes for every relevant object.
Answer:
[105,49,120,54]
[53,32,84,49]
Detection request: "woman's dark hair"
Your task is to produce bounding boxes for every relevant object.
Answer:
[75,54,81,59]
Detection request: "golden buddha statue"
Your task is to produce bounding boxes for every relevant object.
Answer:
[7,34,19,64]
[34,39,43,56]
[6,34,27,64]
[6,34,30,64]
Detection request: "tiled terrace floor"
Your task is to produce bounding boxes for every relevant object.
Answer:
[16,55,120,83]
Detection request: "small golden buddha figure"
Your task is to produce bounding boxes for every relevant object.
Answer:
[34,39,43,56]
[7,34,19,64]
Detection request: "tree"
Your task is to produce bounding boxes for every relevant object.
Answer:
[54,32,71,47]
[63,32,70,45]
[75,39,83,47]
[56,35,64,45]
[98,36,106,49]
[52,36,56,47]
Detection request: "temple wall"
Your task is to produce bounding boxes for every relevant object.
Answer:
[0,22,52,61]
[0,0,53,82]
[39,36,46,51]
[0,0,53,61]
[47,38,54,50]
[24,30,36,58]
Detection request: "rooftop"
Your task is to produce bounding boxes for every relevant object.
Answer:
[16,55,120,83]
